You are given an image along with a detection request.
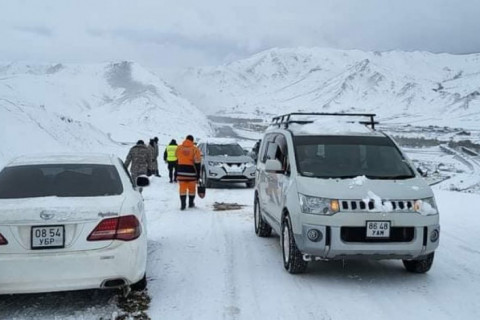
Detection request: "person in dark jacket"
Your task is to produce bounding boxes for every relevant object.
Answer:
[153,137,160,176]
[125,140,153,185]
[164,139,178,183]
[148,139,159,177]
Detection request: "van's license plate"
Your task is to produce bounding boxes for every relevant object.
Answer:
[31,225,65,249]
[366,221,390,238]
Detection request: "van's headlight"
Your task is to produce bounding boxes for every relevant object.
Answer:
[299,194,340,215]
[413,197,438,216]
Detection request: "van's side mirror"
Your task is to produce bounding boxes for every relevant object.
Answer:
[136,175,150,187]
[265,159,283,173]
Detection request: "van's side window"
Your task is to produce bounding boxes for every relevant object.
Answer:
[275,134,289,173]
[260,134,277,163]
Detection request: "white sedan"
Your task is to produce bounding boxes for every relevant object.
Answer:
[0,154,148,295]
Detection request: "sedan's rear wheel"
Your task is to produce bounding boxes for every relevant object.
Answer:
[131,273,147,291]
[282,215,308,274]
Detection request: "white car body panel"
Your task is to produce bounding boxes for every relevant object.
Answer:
[0,154,147,294]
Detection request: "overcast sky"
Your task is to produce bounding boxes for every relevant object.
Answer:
[1,0,479,69]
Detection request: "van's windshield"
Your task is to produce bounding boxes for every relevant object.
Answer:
[293,135,415,179]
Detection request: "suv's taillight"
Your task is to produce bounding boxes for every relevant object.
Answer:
[0,233,8,245]
[87,215,141,241]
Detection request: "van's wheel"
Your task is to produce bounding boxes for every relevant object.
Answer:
[403,252,435,273]
[130,273,147,291]
[202,168,212,188]
[254,197,272,237]
[282,215,308,274]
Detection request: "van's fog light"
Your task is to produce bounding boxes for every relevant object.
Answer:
[430,229,439,242]
[307,229,322,242]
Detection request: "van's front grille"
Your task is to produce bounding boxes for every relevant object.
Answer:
[341,227,415,242]
[340,200,415,212]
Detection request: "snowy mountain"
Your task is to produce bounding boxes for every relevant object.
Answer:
[175,47,480,128]
[0,61,212,166]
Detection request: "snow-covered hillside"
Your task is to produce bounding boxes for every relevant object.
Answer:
[175,47,480,128]
[0,61,212,166]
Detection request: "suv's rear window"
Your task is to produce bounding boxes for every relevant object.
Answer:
[207,144,244,156]
[293,136,415,179]
[0,164,123,199]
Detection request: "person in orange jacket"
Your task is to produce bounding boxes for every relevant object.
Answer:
[175,135,202,210]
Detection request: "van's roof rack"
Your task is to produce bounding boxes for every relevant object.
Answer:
[271,112,378,130]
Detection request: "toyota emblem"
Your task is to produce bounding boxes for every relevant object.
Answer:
[40,211,55,220]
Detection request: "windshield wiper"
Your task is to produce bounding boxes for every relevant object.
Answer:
[366,175,415,180]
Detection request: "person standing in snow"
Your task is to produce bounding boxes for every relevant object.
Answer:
[164,139,178,183]
[147,139,157,176]
[153,137,161,176]
[125,140,153,185]
[175,135,202,210]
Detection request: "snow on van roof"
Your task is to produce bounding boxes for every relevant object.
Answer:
[288,119,377,135]
[6,153,117,167]
[199,138,239,145]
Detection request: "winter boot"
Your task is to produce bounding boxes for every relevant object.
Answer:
[188,195,195,208]
[180,195,187,210]
[155,170,161,177]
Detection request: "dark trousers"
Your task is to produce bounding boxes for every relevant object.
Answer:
[167,161,178,182]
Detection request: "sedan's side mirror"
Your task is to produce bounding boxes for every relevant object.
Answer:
[265,159,283,173]
[416,167,428,177]
[136,175,150,187]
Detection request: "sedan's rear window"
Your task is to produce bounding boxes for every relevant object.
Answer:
[0,164,123,199]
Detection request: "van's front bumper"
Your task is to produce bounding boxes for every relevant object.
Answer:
[295,223,440,260]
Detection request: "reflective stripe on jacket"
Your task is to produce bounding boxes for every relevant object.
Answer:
[176,139,201,181]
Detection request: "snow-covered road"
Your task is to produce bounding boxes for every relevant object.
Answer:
[1,177,479,320]
[144,179,480,320]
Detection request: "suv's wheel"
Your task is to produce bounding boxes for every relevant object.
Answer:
[402,252,435,273]
[130,273,147,291]
[254,197,272,237]
[202,167,213,188]
[282,215,308,274]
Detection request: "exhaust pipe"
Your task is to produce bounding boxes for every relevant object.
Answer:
[101,278,127,288]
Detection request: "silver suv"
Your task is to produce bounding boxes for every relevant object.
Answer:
[254,113,440,274]
[198,139,256,188]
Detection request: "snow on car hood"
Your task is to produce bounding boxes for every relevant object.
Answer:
[296,175,433,200]
[0,195,126,223]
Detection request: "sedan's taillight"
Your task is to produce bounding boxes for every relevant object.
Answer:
[87,215,141,241]
[0,233,8,245]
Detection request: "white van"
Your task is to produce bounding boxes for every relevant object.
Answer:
[254,113,440,274]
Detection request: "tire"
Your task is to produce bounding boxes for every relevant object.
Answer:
[282,215,308,274]
[254,197,272,237]
[130,273,147,291]
[246,180,255,188]
[202,167,213,188]
[403,252,435,273]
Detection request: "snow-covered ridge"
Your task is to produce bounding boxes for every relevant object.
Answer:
[175,47,480,128]
[0,61,212,166]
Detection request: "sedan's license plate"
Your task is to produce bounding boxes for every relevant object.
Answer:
[31,225,65,249]
[366,221,390,238]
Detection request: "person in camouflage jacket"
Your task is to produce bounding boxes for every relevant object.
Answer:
[125,140,153,184]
